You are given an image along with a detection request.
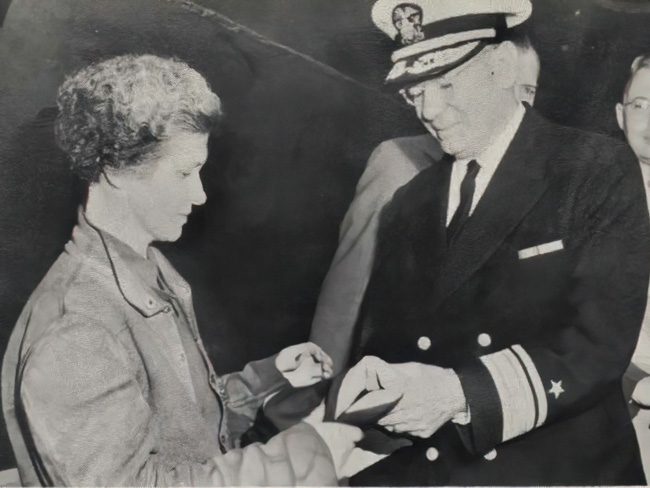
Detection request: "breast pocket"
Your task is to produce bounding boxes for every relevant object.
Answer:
[517,239,564,260]
[516,243,569,300]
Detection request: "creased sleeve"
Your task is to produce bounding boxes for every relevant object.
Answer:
[19,316,337,486]
[310,140,425,374]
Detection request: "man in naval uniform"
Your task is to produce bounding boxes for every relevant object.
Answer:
[264,31,542,434]
[309,36,540,376]
[337,0,650,485]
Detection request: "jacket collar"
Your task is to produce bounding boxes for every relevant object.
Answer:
[67,208,167,317]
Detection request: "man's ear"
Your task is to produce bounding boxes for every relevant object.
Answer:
[399,88,417,107]
[616,102,625,132]
[492,41,518,90]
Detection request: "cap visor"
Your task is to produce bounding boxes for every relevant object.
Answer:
[386,40,488,86]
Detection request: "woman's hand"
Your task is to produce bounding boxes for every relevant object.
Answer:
[309,422,364,480]
[275,342,334,387]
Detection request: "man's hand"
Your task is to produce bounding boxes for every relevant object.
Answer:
[275,342,333,388]
[339,356,468,438]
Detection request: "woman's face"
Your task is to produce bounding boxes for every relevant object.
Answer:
[119,131,209,243]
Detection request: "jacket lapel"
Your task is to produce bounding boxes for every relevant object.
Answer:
[408,152,453,280]
[150,248,202,340]
[433,109,550,306]
[430,153,454,271]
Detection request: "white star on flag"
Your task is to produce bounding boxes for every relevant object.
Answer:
[548,380,564,399]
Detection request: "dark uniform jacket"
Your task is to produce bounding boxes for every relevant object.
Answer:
[1,211,337,486]
[352,108,650,485]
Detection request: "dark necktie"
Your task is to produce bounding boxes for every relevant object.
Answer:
[447,160,480,245]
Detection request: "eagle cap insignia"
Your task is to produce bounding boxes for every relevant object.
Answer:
[393,3,425,45]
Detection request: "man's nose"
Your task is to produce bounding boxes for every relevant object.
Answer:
[419,85,448,124]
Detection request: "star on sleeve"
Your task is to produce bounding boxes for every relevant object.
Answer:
[548,380,564,400]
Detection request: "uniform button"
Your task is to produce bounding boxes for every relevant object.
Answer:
[163,305,172,314]
[484,449,497,461]
[417,336,432,351]
[478,333,492,347]
[425,447,439,461]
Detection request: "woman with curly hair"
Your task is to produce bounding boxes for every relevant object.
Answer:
[1,54,361,486]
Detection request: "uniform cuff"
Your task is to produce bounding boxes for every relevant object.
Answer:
[455,358,503,454]
[455,345,548,455]
[480,345,548,441]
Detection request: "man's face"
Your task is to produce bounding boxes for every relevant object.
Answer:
[401,47,509,159]
[617,68,650,164]
[120,131,209,243]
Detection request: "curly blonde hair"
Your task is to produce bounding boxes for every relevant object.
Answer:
[55,54,222,182]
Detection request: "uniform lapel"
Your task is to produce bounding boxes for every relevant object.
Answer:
[411,152,454,280]
[434,109,549,306]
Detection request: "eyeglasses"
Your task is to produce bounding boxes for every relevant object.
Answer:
[624,97,650,118]
[400,79,450,106]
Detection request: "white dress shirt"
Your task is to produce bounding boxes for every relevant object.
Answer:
[446,104,526,226]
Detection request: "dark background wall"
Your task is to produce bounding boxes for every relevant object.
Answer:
[0,0,649,471]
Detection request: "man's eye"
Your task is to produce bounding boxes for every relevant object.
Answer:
[180,171,192,178]
[631,99,650,110]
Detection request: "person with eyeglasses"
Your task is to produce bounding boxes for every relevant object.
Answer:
[263,20,543,438]
[301,0,650,484]
[617,54,650,392]
[617,54,650,475]
[303,28,540,381]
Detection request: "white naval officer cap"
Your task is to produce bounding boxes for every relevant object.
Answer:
[371,0,532,85]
